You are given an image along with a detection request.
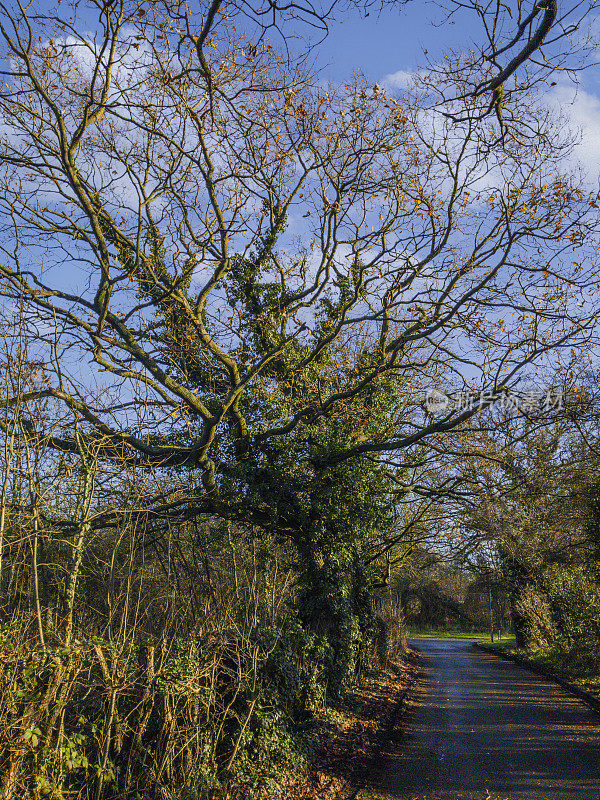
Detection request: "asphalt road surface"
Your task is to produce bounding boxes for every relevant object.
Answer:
[367,638,600,800]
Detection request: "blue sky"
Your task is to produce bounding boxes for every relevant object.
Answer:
[318,1,473,82]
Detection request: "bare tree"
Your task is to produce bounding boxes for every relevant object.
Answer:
[0,0,598,693]
[0,0,596,494]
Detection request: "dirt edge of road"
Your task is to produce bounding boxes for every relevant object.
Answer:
[346,653,421,800]
[474,642,600,716]
[268,653,419,800]
[305,652,419,800]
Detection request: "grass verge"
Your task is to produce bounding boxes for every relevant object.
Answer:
[408,629,515,643]
[512,648,600,698]
[479,641,600,703]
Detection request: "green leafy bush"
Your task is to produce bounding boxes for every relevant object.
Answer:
[547,566,600,672]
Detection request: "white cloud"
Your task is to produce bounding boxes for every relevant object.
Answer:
[548,84,600,181]
[381,72,600,183]
[381,69,420,91]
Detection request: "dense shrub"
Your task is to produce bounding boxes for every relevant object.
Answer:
[546,566,600,672]
[0,603,403,800]
[512,585,556,649]
[0,623,306,799]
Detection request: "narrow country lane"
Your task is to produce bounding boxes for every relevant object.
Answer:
[365,639,600,800]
